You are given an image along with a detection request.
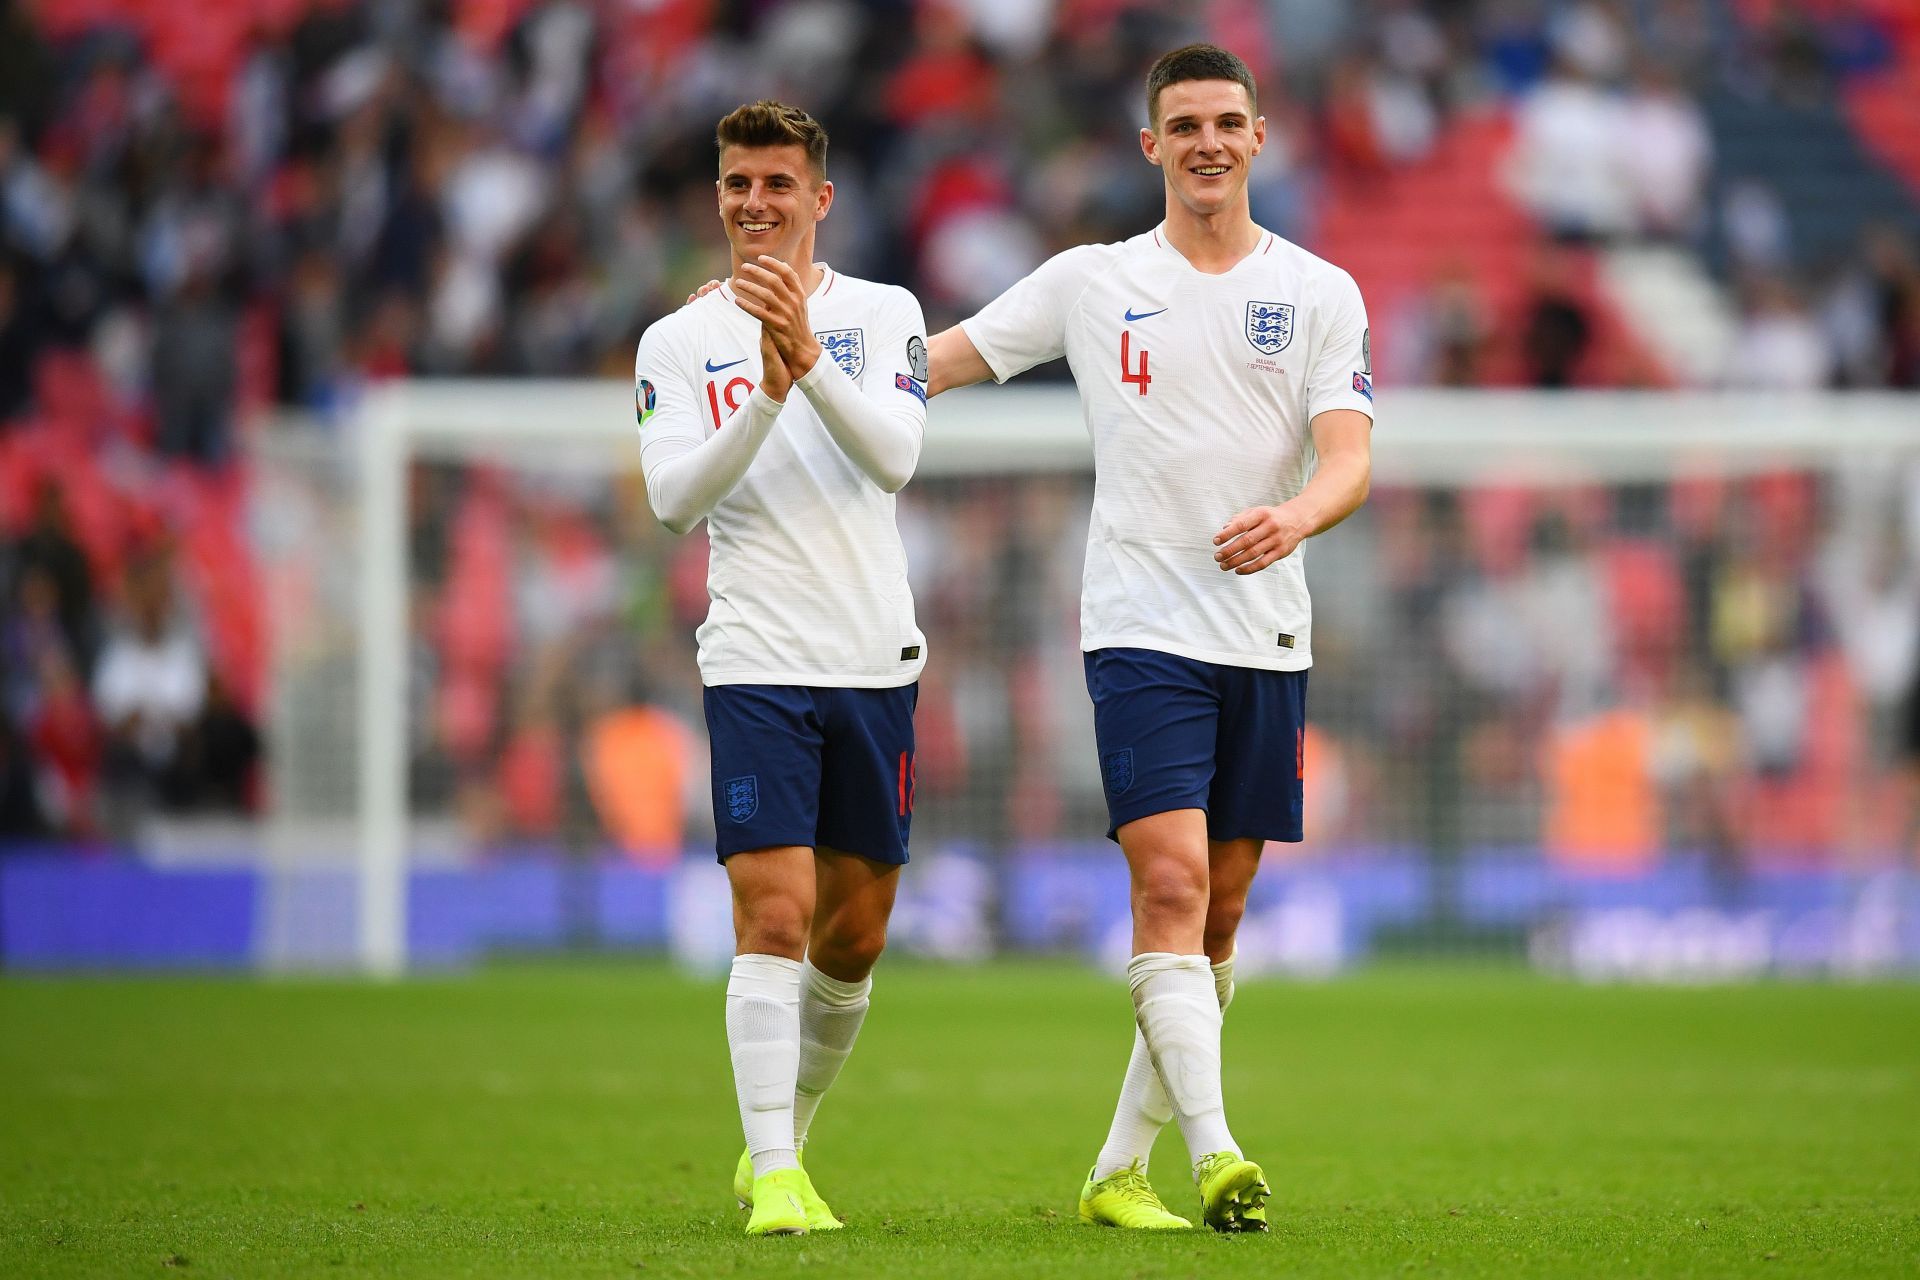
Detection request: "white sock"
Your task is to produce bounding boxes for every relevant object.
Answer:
[793,960,872,1146]
[1127,952,1239,1175]
[725,953,803,1178]
[1093,951,1235,1179]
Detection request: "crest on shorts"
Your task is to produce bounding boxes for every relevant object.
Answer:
[1245,301,1294,355]
[1103,748,1135,796]
[815,328,864,379]
[724,775,758,823]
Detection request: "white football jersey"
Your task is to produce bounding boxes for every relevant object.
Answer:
[635,266,928,687]
[961,224,1374,672]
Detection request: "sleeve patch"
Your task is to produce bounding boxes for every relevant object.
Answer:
[636,378,657,426]
[906,335,929,382]
[1352,372,1373,402]
[895,372,927,403]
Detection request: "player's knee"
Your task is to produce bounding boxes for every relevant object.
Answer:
[737,897,810,958]
[1133,860,1209,929]
[1203,901,1244,961]
[813,917,887,979]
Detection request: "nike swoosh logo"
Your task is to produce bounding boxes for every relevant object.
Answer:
[1123,307,1167,322]
[705,357,748,372]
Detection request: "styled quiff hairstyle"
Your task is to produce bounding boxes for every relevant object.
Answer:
[1145,43,1258,127]
[715,100,829,181]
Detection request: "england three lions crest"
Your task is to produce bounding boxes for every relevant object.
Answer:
[815,328,864,379]
[1245,301,1295,355]
[724,775,758,823]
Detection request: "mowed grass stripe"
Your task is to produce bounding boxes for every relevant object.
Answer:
[2,963,1916,1278]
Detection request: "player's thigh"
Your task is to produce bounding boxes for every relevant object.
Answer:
[1084,647,1220,841]
[813,683,917,867]
[704,684,827,862]
[1207,667,1307,844]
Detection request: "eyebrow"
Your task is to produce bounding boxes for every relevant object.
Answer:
[1163,110,1250,127]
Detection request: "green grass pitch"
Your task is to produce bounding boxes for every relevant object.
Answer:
[3,961,1918,1278]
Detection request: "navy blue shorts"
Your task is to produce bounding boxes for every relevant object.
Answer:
[1084,647,1306,844]
[704,683,917,865]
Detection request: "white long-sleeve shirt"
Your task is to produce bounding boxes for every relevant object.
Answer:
[635,265,929,688]
[961,224,1374,671]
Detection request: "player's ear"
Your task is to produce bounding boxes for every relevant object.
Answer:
[1251,115,1266,158]
[813,178,834,222]
[1139,126,1162,167]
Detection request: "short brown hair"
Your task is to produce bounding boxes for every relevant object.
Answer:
[715,100,829,181]
[1145,44,1258,127]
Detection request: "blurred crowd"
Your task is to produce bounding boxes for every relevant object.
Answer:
[2,480,258,839]
[1313,467,1920,874]
[287,454,1920,876]
[2,0,1919,856]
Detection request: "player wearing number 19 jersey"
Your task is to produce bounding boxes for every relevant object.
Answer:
[932,44,1376,1231]
[635,101,929,1237]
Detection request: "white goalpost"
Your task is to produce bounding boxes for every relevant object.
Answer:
[254,384,1920,974]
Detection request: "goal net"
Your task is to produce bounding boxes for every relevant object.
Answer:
[253,384,1920,978]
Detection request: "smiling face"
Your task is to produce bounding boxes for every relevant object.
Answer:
[1141,79,1265,220]
[716,143,832,269]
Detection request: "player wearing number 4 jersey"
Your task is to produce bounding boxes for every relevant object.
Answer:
[930,43,1376,1232]
[634,100,930,1237]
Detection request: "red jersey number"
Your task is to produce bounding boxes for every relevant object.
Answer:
[1120,330,1150,395]
[706,377,755,429]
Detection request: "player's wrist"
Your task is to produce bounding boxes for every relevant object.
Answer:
[789,340,822,380]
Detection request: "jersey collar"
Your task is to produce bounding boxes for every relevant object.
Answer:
[718,261,836,304]
[1150,223,1274,273]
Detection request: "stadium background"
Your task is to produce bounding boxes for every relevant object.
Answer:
[4,3,1920,1277]
[0,0,1918,981]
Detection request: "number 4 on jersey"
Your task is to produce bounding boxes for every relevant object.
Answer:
[1120,330,1150,396]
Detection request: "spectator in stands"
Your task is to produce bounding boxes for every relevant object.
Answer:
[276,247,350,412]
[23,648,99,836]
[0,254,36,421]
[1519,243,1595,387]
[1410,258,1493,386]
[1725,273,1832,390]
[92,549,205,830]
[179,672,261,814]
[10,481,96,677]
[0,704,48,840]
[1860,225,1920,388]
[150,256,239,465]
[1618,59,1712,241]
[5,563,72,714]
[1506,40,1634,241]
[581,671,698,867]
[4,549,102,836]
